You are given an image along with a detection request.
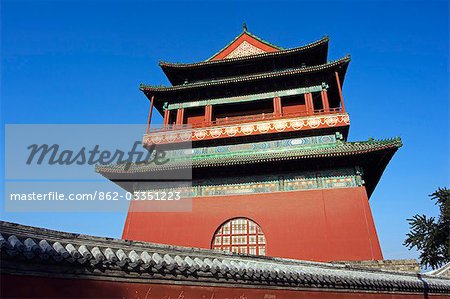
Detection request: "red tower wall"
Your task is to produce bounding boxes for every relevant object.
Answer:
[123,186,383,262]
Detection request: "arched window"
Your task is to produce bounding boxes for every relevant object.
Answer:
[212,218,266,255]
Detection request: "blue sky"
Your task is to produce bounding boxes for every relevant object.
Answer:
[1,0,449,261]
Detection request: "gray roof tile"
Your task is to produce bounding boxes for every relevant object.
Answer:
[1,220,449,294]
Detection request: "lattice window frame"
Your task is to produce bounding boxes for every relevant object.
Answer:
[211,218,266,256]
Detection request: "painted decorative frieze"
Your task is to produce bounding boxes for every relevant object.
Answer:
[144,113,350,145]
[160,134,339,161]
[134,167,365,198]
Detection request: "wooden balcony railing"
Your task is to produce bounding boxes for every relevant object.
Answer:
[147,107,343,133]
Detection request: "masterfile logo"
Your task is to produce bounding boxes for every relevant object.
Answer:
[4,124,193,212]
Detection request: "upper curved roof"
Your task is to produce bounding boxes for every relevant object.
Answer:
[158,32,330,86]
[159,35,329,69]
[142,55,350,93]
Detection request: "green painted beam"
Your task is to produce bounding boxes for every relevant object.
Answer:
[166,83,328,110]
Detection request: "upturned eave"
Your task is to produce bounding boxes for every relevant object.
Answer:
[158,36,329,69]
[141,55,350,94]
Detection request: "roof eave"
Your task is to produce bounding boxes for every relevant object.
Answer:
[143,55,351,93]
[158,36,329,69]
[97,139,402,196]
[96,138,402,175]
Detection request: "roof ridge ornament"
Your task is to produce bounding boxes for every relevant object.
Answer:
[243,22,248,32]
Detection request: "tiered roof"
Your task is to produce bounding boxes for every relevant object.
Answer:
[96,137,401,197]
[2,221,449,295]
[142,29,341,113]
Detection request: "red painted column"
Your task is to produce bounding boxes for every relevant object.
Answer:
[278,97,282,116]
[310,93,315,115]
[205,105,212,124]
[321,90,330,113]
[273,97,281,117]
[176,108,184,125]
[175,109,180,125]
[163,109,170,127]
[305,93,314,115]
[209,105,213,123]
[304,94,310,115]
[145,96,155,134]
[335,71,346,113]
[273,97,278,116]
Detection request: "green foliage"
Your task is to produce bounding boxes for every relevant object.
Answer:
[404,187,450,269]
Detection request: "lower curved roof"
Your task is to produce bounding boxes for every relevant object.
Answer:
[97,137,399,173]
[96,137,401,197]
